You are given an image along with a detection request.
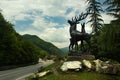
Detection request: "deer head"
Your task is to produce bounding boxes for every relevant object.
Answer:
[68,13,88,25]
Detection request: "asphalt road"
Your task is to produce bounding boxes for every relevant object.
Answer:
[0,60,54,80]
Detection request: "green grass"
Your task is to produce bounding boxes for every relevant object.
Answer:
[27,62,120,80]
[38,71,120,80]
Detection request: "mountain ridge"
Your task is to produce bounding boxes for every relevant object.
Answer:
[23,34,64,56]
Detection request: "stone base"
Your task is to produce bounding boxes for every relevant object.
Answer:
[67,54,95,61]
[68,51,83,56]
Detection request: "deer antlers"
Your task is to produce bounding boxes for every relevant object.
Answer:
[72,12,88,23]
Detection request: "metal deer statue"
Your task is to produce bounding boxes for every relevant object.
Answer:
[68,13,91,52]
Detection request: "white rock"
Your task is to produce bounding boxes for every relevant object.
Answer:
[75,69,80,71]
[101,66,108,69]
[83,60,92,69]
[93,59,103,72]
[61,61,82,71]
[61,63,68,71]
[105,61,110,64]
[93,59,110,73]
[37,70,50,77]
[38,58,43,63]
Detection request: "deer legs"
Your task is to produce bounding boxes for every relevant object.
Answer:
[69,38,78,51]
[80,40,84,51]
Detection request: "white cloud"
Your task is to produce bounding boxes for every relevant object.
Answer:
[77,24,92,33]
[0,0,87,20]
[19,25,70,48]
[39,26,70,42]
[0,0,27,20]
[52,42,69,48]
[32,17,59,30]
[0,0,115,48]
[15,13,31,21]
[101,13,115,24]
[37,25,70,48]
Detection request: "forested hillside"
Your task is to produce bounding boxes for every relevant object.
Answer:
[0,12,42,66]
[23,34,64,56]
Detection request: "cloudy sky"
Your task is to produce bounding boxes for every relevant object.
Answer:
[0,0,114,48]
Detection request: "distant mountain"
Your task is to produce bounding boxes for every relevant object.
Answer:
[61,47,69,53]
[23,34,64,56]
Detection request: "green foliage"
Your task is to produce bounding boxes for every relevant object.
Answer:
[97,24,120,62]
[88,0,120,62]
[90,24,120,62]
[0,12,40,66]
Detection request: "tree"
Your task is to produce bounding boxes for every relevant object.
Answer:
[97,24,120,62]
[86,0,104,34]
[104,0,120,24]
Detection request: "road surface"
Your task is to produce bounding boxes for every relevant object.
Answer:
[0,60,54,80]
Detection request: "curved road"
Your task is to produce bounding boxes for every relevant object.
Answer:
[0,60,54,80]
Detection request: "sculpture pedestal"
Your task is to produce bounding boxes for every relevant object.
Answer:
[68,50,82,56]
[67,51,95,61]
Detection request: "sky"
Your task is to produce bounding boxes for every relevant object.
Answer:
[0,0,115,48]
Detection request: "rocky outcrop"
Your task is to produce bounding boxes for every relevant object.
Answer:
[93,59,120,74]
[93,59,104,72]
[61,59,120,74]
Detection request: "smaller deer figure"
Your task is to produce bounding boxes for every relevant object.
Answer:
[80,23,86,51]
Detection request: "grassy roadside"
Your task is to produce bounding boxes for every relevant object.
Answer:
[26,62,120,80]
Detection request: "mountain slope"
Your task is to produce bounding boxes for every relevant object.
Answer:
[23,34,64,56]
[0,12,41,66]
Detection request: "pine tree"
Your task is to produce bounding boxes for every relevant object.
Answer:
[86,0,104,34]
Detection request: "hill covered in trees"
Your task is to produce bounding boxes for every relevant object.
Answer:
[0,12,41,66]
[0,12,63,66]
[23,34,64,56]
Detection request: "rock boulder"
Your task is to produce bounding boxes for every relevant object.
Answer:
[60,61,82,71]
[82,60,92,69]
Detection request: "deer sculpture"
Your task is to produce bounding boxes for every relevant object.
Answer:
[68,13,91,52]
[69,23,85,51]
[69,38,78,51]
